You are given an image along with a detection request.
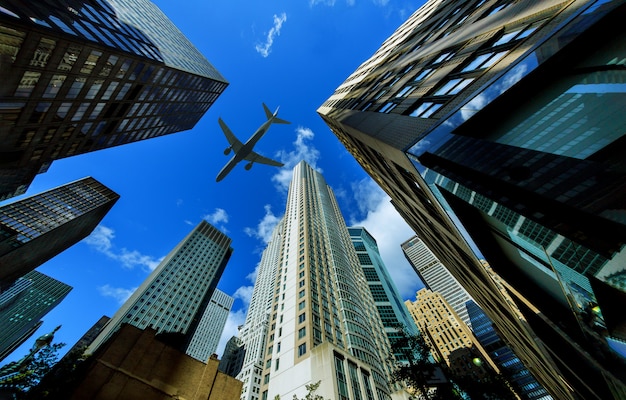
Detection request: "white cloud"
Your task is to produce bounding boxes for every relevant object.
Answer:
[244,204,281,244]
[98,284,137,304]
[349,181,423,300]
[84,225,162,271]
[255,13,287,58]
[204,208,229,225]
[272,126,321,193]
[233,285,254,306]
[215,308,247,358]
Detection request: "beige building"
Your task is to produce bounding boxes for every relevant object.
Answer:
[71,324,242,400]
[405,288,496,379]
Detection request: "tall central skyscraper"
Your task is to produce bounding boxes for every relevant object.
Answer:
[0,0,227,200]
[87,220,233,360]
[238,161,402,400]
[318,0,626,397]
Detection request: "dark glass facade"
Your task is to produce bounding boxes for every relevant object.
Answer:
[0,270,71,361]
[0,0,227,200]
[319,0,626,398]
[0,176,119,287]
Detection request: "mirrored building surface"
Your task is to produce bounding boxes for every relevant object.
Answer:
[319,0,626,398]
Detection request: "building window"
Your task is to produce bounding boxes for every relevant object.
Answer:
[298,327,306,339]
[334,356,349,400]
[298,343,307,357]
[298,313,306,323]
[409,101,442,118]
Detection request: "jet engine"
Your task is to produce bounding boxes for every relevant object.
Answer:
[224,148,231,155]
[245,162,253,171]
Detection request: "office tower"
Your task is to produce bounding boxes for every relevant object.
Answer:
[243,161,401,400]
[318,0,626,398]
[87,220,233,359]
[466,301,551,400]
[0,0,228,200]
[187,288,234,363]
[405,289,496,380]
[219,336,245,378]
[236,219,283,400]
[348,226,419,363]
[0,270,71,361]
[0,176,119,288]
[401,235,472,327]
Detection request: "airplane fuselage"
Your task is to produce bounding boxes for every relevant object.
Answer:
[215,120,273,182]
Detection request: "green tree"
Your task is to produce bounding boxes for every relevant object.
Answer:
[272,381,330,400]
[388,326,461,399]
[2,342,66,397]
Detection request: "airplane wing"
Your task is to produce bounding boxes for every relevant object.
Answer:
[244,151,284,167]
[218,118,243,153]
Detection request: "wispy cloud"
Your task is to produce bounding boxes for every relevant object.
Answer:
[98,284,137,304]
[272,126,321,193]
[84,225,162,271]
[203,208,229,232]
[255,13,287,58]
[349,180,423,299]
[244,204,281,244]
[215,308,247,357]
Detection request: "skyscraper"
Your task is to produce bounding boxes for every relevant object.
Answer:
[87,220,233,359]
[236,219,283,400]
[187,288,234,363]
[0,0,227,200]
[240,161,403,400]
[401,235,472,327]
[348,226,419,363]
[0,176,119,288]
[405,289,496,380]
[0,270,71,361]
[318,0,626,397]
[465,300,551,400]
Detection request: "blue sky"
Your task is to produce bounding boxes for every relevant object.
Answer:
[3,0,427,362]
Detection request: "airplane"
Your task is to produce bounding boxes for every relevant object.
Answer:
[216,103,290,182]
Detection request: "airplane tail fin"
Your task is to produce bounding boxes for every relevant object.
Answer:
[263,103,291,125]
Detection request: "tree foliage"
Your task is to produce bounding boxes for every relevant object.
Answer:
[1,342,66,397]
[272,381,329,400]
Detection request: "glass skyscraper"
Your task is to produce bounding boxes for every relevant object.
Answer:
[0,0,227,200]
[348,227,419,364]
[0,176,119,288]
[238,161,403,400]
[318,0,626,398]
[86,220,233,360]
[0,270,71,361]
[186,288,234,363]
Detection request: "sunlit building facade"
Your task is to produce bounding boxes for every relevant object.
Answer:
[318,0,626,398]
[246,161,404,400]
[0,270,71,361]
[0,176,119,288]
[87,221,233,359]
[401,235,472,327]
[0,0,227,200]
[187,288,234,363]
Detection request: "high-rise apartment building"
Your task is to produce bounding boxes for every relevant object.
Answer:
[240,161,404,400]
[86,220,233,359]
[0,0,227,200]
[348,226,419,363]
[318,0,626,398]
[0,270,71,361]
[236,219,283,400]
[401,235,472,327]
[405,289,496,380]
[0,176,119,288]
[187,288,234,363]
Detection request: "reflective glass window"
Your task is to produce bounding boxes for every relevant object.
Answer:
[80,50,102,74]
[15,71,41,97]
[30,38,56,68]
[58,45,82,72]
[43,75,66,98]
